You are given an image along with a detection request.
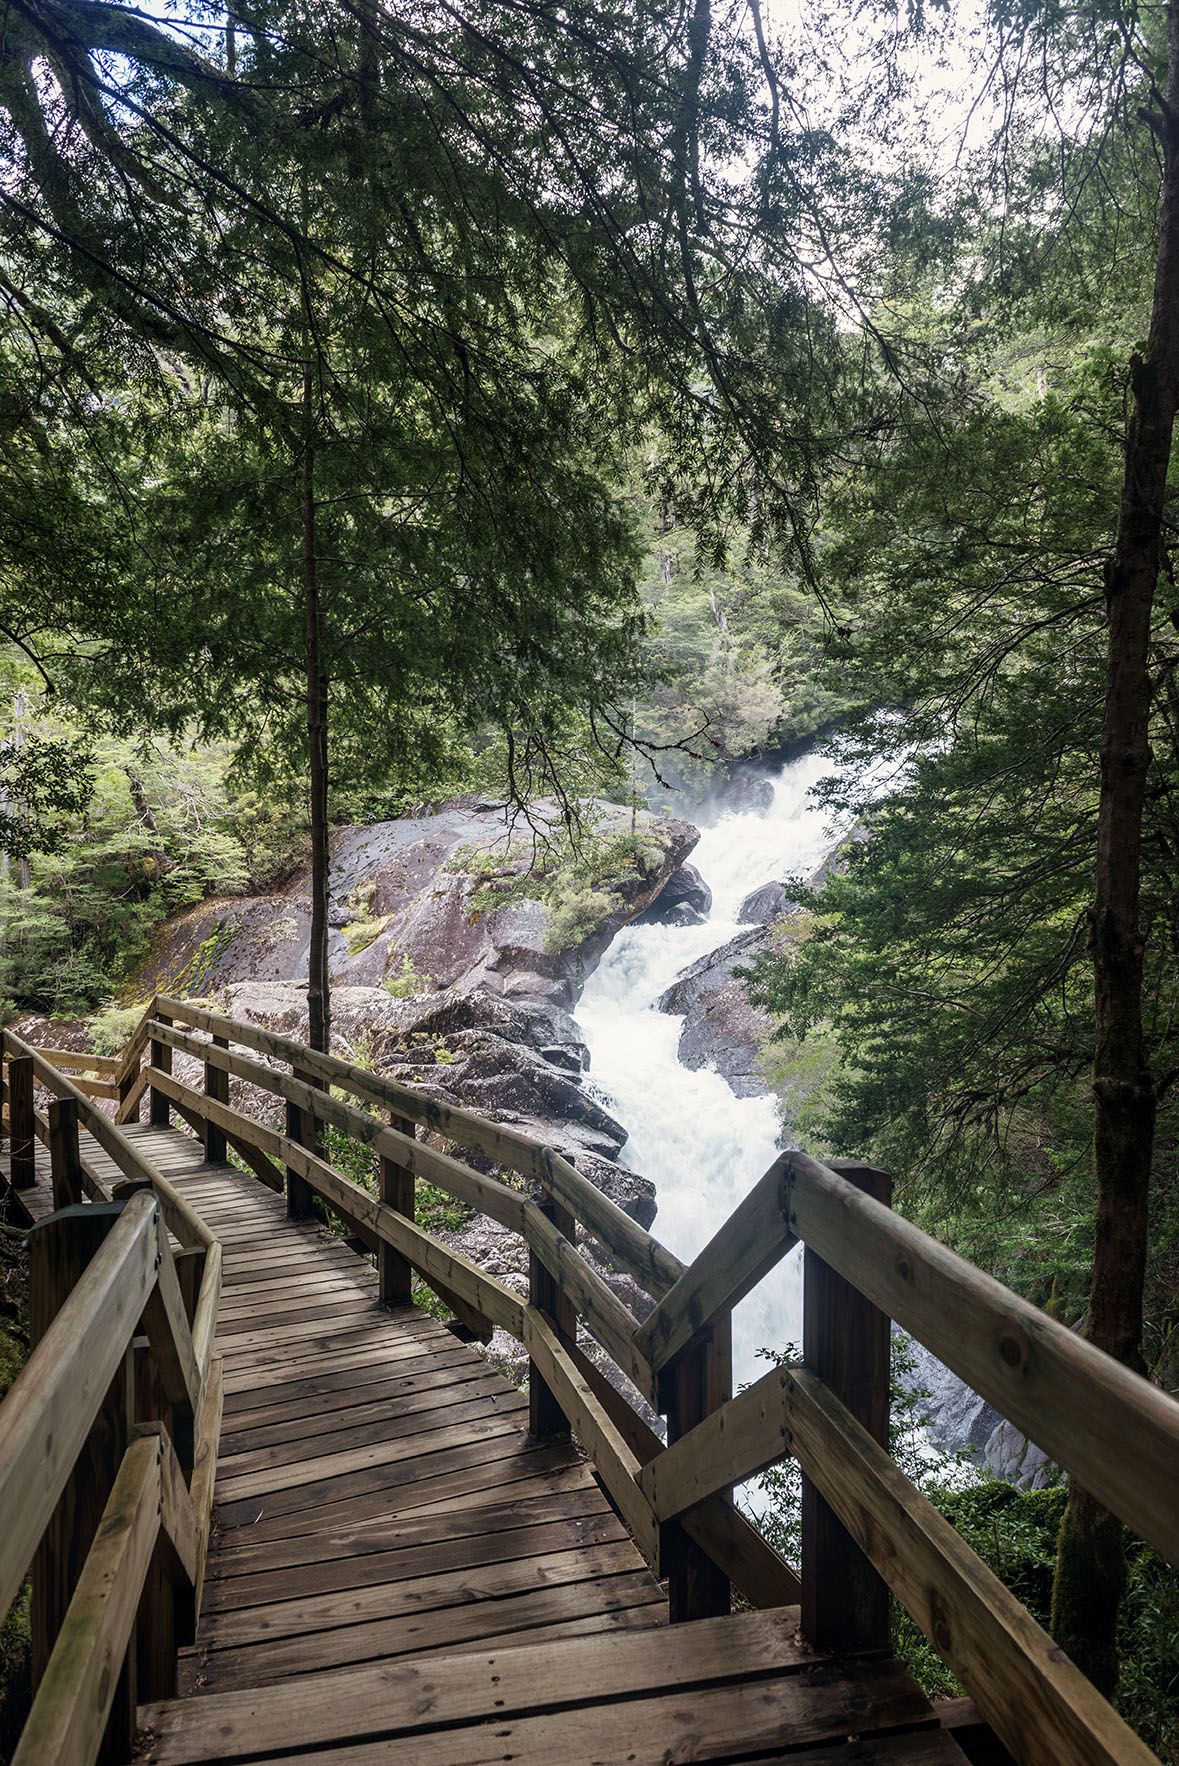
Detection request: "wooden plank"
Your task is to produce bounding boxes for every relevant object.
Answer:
[215,1385,526,1480]
[180,1656,935,1766]
[155,997,685,1298]
[139,1606,807,1762]
[212,1434,587,1542]
[378,1111,414,1307]
[143,1067,523,1336]
[216,1350,492,1436]
[13,1435,161,1766]
[0,1191,159,1618]
[200,1510,628,1629]
[148,1022,532,1239]
[147,1425,199,1590]
[219,1332,468,1404]
[802,1161,891,1652]
[522,1198,654,1402]
[150,1008,173,1128]
[212,1409,529,1509]
[681,1499,801,1612]
[660,1311,731,1622]
[140,1213,202,1423]
[24,1046,122,1074]
[784,1149,1179,1567]
[186,1569,666,1691]
[522,1306,658,1566]
[197,1539,647,1649]
[529,1193,575,1440]
[149,1022,652,1377]
[786,1365,1156,1766]
[7,1052,36,1188]
[27,1205,138,1744]
[203,1033,229,1164]
[206,1485,612,1581]
[191,1241,222,1381]
[635,1154,794,1374]
[731,1738,968,1766]
[1,1040,215,1251]
[190,1356,223,1617]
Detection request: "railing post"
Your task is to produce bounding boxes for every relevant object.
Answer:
[528,1192,578,1440]
[29,1202,138,1755]
[150,1008,172,1128]
[47,1096,84,1208]
[8,1052,36,1190]
[203,1034,229,1163]
[285,1064,317,1219]
[801,1160,892,1653]
[378,1112,416,1307]
[658,1313,733,1621]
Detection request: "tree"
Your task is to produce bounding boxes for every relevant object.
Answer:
[750,1,1179,1693]
[1,0,863,1048]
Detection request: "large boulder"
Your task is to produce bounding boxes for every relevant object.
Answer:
[635,862,713,929]
[656,927,771,1097]
[130,796,699,1012]
[737,880,791,925]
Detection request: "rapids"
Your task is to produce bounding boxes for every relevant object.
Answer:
[576,749,857,1397]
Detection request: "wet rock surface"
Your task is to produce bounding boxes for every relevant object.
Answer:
[635,862,713,928]
[737,880,792,925]
[134,795,698,1011]
[900,1334,1060,1488]
[656,927,771,1098]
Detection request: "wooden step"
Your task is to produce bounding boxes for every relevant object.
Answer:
[136,1606,967,1764]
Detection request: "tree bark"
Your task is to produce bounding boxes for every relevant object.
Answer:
[1051,2,1179,1694]
[303,362,331,1055]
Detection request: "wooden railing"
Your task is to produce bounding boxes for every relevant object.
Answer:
[4,995,1177,1766]
[0,1028,222,1765]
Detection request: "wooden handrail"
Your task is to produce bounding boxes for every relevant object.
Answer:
[2,1029,213,1250]
[0,1192,161,1619]
[0,1053,225,1766]
[144,1023,658,1398]
[785,1150,1179,1569]
[59,996,1173,1766]
[155,994,685,1297]
[636,1145,1179,1572]
[19,1047,122,1075]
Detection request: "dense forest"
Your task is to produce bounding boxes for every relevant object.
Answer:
[1,0,1177,1757]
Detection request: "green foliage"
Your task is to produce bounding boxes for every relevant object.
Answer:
[453,819,671,953]
[0,697,284,1017]
[86,1004,148,1057]
[384,955,429,1000]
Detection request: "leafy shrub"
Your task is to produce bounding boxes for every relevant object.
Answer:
[383,953,428,998]
[86,1002,149,1055]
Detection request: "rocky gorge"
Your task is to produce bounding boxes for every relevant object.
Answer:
[28,775,1054,1479]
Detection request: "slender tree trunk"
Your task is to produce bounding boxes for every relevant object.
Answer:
[1051,2,1179,1693]
[303,362,331,1055]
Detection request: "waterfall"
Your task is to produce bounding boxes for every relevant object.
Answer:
[577,749,856,1398]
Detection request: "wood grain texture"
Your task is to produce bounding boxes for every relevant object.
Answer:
[784,1149,1179,1567]
[786,1365,1156,1766]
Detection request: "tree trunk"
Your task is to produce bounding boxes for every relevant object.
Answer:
[303,363,331,1055]
[1051,1,1179,1694]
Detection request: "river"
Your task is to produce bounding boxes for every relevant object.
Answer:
[576,749,856,1397]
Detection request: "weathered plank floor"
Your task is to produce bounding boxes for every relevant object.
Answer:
[8,1123,967,1764]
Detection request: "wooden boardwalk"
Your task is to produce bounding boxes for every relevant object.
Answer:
[5,1120,966,1763]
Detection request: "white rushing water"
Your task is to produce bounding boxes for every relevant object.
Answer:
[577,750,857,1396]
